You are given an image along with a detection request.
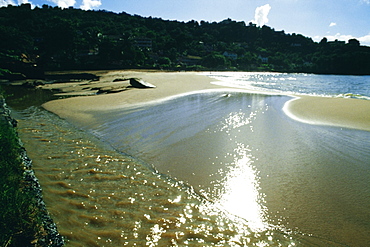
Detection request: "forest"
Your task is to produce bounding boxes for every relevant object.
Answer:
[1,3,370,79]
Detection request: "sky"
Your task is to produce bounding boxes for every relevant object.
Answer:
[1,0,370,46]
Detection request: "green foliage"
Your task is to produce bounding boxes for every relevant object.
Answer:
[0,4,369,74]
[202,52,230,69]
[0,116,42,246]
[0,68,11,77]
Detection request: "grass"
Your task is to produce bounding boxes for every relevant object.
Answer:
[0,118,42,246]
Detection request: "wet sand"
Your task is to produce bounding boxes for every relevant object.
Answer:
[43,70,370,131]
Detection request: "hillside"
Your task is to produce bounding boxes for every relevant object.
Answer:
[1,3,370,77]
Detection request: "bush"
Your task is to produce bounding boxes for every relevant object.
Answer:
[0,118,42,246]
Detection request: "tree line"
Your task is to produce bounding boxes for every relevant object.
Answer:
[1,3,370,78]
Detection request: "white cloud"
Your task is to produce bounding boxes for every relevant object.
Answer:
[80,0,101,10]
[252,4,271,27]
[0,0,34,7]
[360,0,370,4]
[327,33,354,41]
[47,0,75,8]
[18,0,35,8]
[0,0,15,7]
[329,22,336,27]
[359,33,370,46]
[1,0,100,9]
[313,33,370,47]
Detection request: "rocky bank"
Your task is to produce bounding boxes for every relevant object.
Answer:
[0,96,64,247]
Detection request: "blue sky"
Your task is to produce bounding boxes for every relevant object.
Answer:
[2,0,370,46]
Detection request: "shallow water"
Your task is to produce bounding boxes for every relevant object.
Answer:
[14,106,310,246]
[5,80,370,246]
[89,91,370,246]
[203,72,370,99]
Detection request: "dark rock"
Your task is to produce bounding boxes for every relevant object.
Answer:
[45,73,100,82]
[21,80,46,88]
[97,86,127,94]
[109,88,127,93]
[113,78,128,82]
[129,78,156,88]
[97,87,113,94]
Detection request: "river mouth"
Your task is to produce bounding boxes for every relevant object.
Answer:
[3,85,370,246]
[88,90,370,246]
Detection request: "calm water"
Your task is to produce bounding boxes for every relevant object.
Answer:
[4,72,370,246]
[202,72,370,99]
[89,91,370,246]
[15,105,310,246]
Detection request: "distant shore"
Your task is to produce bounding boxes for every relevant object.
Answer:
[42,70,370,132]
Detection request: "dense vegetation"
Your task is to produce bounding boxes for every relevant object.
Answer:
[1,3,370,77]
[0,108,42,246]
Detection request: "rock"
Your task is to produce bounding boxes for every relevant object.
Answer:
[109,88,127,93]
[129,78,156,88]
[22,80,46,87]
[45,73,100,82]
[97,86,113,94]
[113,78,128,82]
[97,86,127,94]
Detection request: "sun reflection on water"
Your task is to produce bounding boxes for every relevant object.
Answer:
[211,104,270,232]
[214,142,269,232]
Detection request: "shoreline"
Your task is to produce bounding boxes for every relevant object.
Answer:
[284,95,370,131]
[42,70,370,132]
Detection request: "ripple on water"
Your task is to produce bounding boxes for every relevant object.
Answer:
[15,106,338,246]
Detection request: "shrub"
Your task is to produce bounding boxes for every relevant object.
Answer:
[0,118,42,246]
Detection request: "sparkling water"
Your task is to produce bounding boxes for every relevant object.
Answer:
[202,72,370,99]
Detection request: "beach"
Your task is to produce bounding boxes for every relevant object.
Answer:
[43,70,370,131]
[36,70,370,246]
[284,95,370,131]
[43,71,223,127]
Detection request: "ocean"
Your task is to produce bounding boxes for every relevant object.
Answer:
[7,72,370,246]
[202,72,370,99]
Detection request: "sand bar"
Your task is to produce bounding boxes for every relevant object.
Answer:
[284,95,370,131]
[42,70,370,131]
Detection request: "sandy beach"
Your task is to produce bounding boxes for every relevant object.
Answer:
[284,95,370,131]
[37,70,370,246]
[42,70,370,131]
[42,71,224,126]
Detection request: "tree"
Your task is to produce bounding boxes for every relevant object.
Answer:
[348,39,360,46]
[202,52,230,69]
[319,37,328,45]
[0,4,369,74]
[157,57,171,67]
